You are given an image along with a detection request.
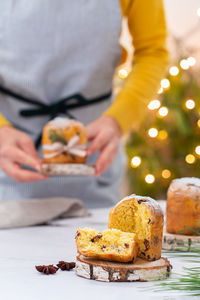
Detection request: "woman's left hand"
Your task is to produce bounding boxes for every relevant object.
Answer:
[86,116,122,176]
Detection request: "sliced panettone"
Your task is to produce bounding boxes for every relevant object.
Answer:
[75,227,138,263]
[108,194,164,261]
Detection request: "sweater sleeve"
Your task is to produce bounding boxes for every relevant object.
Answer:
[0,113,12,127]
[104,0,169,134]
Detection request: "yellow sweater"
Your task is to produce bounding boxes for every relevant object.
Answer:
[0,0,169,134]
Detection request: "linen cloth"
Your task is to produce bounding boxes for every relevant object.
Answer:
[0,197,89,229]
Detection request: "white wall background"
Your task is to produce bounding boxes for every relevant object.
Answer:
[121,0,200,64]
[164,0,200,37]
[164,0,200,60]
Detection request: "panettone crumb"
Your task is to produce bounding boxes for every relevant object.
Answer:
[108,199,151,256]
[75,228,138,263]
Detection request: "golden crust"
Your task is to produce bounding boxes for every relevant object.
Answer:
[42,118,87,164]
[166,179,200,235]
[108,195,164,261]
[75,228,138,263]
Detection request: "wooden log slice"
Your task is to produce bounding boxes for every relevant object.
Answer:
[162,231,200,251]
[75,255,172,282]
[41,163,95,176]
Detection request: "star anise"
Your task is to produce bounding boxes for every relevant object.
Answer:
[56,261,76,271]
[35,265,59,275]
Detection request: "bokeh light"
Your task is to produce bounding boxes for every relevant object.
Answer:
[161,79,170,89]
[180,59,189,70]
[131,156,142,168]
[185,154,196,164]
[162,169,171,179]
[185,99,195,110]
[195,146,200,156]
[158,87,164,94]
[158,130,168,140]
[148,128,158,138]
[118,68,128,79]
[169,66,179,76]
[158,106,169,117]
[187,57,196,67]
[145,174,155,184]
[148,99,161,110]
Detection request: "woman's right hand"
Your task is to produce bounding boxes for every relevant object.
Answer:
[0,126,48,182]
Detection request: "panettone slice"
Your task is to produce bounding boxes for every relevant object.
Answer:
[75,227,138,263]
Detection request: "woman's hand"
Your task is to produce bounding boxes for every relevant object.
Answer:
[0,126,48,182]
[86,116,122,176]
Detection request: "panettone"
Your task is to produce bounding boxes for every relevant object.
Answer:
[108,194,164,261]
[75,228,138,263]
[166,177,200,235]
[42,117,87,164]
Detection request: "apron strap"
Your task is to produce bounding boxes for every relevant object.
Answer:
[0,84,112,147]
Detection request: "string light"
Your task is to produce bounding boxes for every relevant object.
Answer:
[180,59,189,70]
[185,154,196,164]
[145,174,155,184]
[197,8,200,17]
[195,146,200,156]
[161,79,170,89]
[118,68,128,79]
[158,87,164,94]
[185,99,195,110]
[162,169,171,179]
[158,130,168,140]
[158,106,169,117]
[131,156,142,168]
[148,100,161,110]
[169,66,179,76]
[187,57,196,67]
[148,128,158,138]
[197,120,200,128]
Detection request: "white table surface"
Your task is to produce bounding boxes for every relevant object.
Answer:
[0,207,199,300]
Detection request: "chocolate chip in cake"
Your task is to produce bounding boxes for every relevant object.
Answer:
[147,255,151,260]
[147,218,155,225]
[141,251,146,256]
[124,243,129,248]
[153,236,159,245]
[187,183,196,187]
[69,153,76,161]
[137,199,147,204]
[152,257,156,261]
[144,239,150,251]
[75,232,81,239]
[166,265,171,275]
[101,245,106,251]
[167,239,174,245]
[91,234,103,243]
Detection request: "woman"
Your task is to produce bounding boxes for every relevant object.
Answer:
[0,0,168,208]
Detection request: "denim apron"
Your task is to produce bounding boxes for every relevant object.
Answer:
[0,0,126,208]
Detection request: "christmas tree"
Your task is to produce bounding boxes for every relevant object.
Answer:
[118,11,200,199]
